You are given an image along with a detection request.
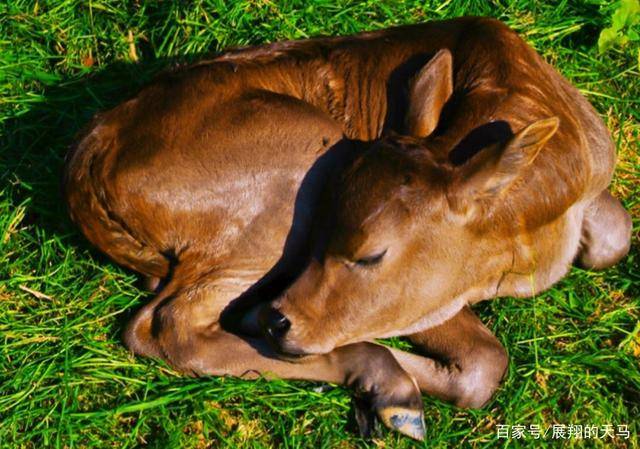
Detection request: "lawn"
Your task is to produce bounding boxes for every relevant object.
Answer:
[1,1,639,448]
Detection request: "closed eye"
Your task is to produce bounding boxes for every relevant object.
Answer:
[355,249,387,267]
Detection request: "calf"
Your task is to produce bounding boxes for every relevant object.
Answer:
[64,17,631,440]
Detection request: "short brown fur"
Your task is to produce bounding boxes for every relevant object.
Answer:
[64,17,631,440]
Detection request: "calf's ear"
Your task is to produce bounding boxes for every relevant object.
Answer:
[454,117,560,202]
[405,49,453,138]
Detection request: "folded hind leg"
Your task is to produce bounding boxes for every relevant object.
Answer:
[123,279,427,440]
[577,190,632,270]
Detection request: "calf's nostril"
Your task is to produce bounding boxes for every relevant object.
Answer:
[265,308,291,339]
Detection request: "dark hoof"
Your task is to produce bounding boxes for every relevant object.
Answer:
[378,406,426,441]
[353,395,426,441]
[353,395,383,439]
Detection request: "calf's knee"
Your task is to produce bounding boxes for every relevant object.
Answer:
[578,191,632,270]
[453,343,508,409]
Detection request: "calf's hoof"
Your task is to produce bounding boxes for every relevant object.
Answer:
[353,393,426,441]
[378,406,426,440]
[341,342,425,440]
[351,361,425,440]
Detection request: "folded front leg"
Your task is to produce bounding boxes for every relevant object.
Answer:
[391,305,508,409]
[124,284,426,440]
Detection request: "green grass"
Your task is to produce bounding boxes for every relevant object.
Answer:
[1,1,639,448]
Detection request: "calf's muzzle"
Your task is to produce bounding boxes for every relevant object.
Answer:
[259,306,295,353]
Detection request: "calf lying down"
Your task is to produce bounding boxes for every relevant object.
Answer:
[64,17,631,440]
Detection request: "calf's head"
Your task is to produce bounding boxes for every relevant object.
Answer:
[260,50,560,355]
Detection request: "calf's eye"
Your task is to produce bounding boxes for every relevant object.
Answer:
[355,249,387,267]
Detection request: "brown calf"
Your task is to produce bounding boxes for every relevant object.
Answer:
[64,17,631,440]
